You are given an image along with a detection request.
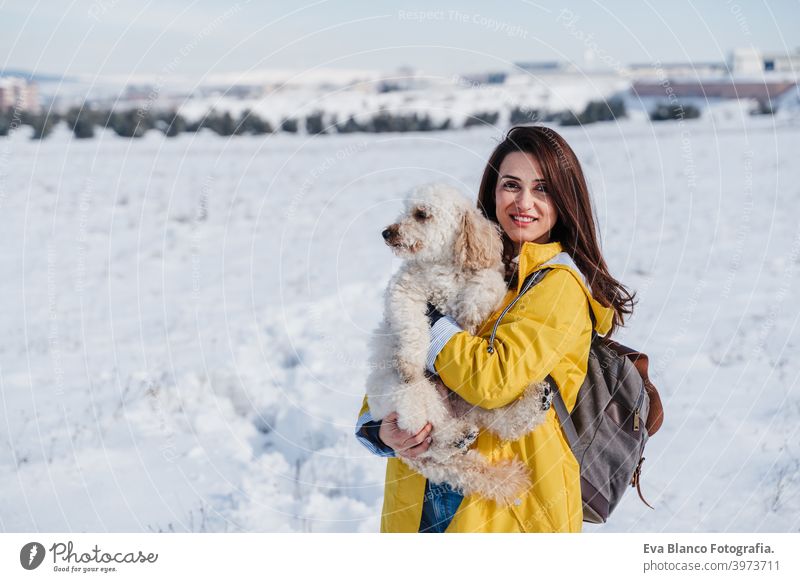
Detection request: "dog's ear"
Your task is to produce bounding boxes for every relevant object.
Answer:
[455,208,502,271]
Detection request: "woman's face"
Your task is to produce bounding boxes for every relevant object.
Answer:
[494,151,559,251]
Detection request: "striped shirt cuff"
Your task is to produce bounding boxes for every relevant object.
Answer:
[355,410,396,458]
[426,315,463,375]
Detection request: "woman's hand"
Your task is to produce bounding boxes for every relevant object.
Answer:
[378,412,433,459]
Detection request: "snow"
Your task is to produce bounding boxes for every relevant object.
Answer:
[175,72,630,128]
[1,112,798,533]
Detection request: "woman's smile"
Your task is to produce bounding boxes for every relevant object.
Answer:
[509,213,538,225]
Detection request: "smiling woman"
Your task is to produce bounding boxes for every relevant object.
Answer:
[494,153,559,248]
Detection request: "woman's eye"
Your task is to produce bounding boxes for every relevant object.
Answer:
[503,182,519,190]
[535,184,548,193]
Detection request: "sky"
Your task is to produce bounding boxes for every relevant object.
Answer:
[1,0,798,80]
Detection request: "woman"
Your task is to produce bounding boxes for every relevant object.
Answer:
[355,125,636,532]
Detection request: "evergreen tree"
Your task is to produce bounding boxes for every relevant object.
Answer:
[368,110,393,132]
[607,96,627,119]
[556,97,627,127]
[0,109,12,136]
[415,113,433,132]
[305,111,327,135]
[335,115,366,133]
[206,111,237,136]
[65,106,96,139]
[509,106,540,125]
[557,110,583,126]
[280,118,299,133]
[650,102,700,121]
[751,99,775,115]
[155,110,186,137]
[108,109,151,138]
[236,110,272,135]
[463,111,500,128]
[579,97,626,123]
[24,111,60,140]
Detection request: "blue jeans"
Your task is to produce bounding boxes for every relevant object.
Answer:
[419,480,464,533]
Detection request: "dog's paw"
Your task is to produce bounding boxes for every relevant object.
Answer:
[540,381,553,411]
[477,380,552,442]
[451,428,478,452]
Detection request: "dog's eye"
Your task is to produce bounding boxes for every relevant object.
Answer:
[414,208,430,221]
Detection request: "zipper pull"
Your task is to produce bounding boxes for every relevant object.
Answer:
[633,408,640,432]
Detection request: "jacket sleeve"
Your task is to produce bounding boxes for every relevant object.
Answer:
[354,395,396,458]
[433,268,590,409]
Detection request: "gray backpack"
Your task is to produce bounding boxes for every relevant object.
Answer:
[517,267,664,524]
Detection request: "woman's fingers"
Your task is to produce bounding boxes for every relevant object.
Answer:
[401,422,432,447]
[380,413,433,454]
[398,434,433,459]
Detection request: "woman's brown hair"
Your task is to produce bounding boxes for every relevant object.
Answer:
[477,125,636,336]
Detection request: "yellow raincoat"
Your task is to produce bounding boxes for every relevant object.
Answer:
[356,240,615,532]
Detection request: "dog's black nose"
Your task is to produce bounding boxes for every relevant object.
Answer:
[382,228,391,240]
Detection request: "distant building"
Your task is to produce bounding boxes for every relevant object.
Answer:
[626,62,729,80]
[628,48,799,108]
[730,47,800,75]
[458,71,507,85]
[616,47,800,82]
[0,76,40,112]
[631,80,797,108]
[514,61,579,75]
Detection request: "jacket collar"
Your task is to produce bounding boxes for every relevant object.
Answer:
[513,240,565,291]
[512,240,615,336]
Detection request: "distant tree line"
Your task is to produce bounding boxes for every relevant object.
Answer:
[4,95,764,140]
[0,107,453,139]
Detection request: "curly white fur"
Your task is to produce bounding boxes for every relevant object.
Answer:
[365,183,552,505]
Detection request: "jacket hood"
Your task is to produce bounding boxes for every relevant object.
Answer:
[515,241,615,337]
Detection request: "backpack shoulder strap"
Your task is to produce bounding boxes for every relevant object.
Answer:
[548,376,578,449]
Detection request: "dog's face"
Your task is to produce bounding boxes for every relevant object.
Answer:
[381,185,466,262]
[381,183,502,271]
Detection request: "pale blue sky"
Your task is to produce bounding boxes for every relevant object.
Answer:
[1,0,798,78]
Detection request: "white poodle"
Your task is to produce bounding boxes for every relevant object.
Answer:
[365,183,552,505]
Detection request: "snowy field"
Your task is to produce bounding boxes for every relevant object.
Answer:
[1,112,799,533]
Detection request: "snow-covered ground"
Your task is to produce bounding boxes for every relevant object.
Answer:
[1,111,798,532]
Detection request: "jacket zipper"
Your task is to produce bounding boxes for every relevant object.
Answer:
[486,269,549,354]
